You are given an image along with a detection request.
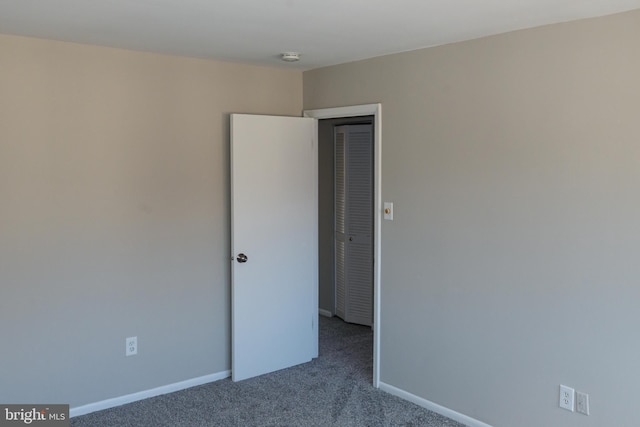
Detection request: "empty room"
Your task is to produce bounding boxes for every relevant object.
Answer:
[2,2,640,426]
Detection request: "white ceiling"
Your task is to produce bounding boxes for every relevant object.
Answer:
[1,0,639,70]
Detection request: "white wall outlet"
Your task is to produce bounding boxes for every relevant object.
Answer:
[126,336,137,356]
[576,391,590,415]
[559,385,575,412]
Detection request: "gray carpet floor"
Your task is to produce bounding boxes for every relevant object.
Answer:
[71,316,465,426]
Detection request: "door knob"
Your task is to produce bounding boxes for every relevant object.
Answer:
[236,253,248,263]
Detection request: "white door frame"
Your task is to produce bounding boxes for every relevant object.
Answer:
[304,104,382,388]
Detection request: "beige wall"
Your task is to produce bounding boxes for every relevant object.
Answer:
[0,34,302,407]
[305,10,640,427]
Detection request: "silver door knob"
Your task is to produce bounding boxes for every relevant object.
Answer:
[236,253,248,263]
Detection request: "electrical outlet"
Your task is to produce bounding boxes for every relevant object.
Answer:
[126,336,137,356]
[576,391,590,415]
[559,385,575,412]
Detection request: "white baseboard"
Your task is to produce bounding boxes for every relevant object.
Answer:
[379,382,492,427]
[70,370,231,418]
[318,308,333,317]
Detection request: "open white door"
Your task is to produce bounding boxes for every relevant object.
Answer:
[230,114,318,382]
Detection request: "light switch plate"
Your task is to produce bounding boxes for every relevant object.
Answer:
[576,391,589,415]
[383,202,393,220]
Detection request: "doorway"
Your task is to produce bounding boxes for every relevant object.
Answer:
[304,104,381,387]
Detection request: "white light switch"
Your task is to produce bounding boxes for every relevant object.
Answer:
[383,202,393,220]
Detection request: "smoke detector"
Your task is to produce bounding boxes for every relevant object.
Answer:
[281,52,301,62]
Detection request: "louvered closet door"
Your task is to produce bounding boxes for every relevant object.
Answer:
[335,124,373,326]
[335,130,347,320]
